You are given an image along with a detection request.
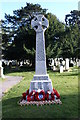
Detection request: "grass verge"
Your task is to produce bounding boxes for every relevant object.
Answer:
[2,67,79,119]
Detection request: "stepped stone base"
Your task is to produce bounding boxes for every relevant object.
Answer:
[29,74,53,93]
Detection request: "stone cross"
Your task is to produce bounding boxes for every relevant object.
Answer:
[31,14,49,75]
[29,15,53,93]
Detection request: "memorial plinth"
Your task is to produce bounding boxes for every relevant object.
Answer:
[29,14,53,93]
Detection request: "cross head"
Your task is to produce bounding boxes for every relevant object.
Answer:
[31,14,49,32]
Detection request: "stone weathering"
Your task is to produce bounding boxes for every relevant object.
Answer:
[19,14,62,106]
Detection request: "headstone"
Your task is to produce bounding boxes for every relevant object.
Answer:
[29,14,53,93]
[48,58,54,68]
[53,65,56,71]
[20,61,23,67]
[70,58,74,67]
[60,65,63,73]
[65,58,69,70]
[0,61,5,78]
[55,59,58,66]
[76,58,78,67]
[59,59,63,73]
[77,59,80,67]
[50,58,54,70]
[52,58,54,66]
[62,60,65,70]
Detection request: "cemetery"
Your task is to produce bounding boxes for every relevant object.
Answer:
[49,58,80,73]
[0,2,79,119]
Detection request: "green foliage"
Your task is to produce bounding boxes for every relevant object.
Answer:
[65,10,80,27]
[1,3,80,67]
[2,3,46,64]
[45,13,65,58]
[65,10,80,58]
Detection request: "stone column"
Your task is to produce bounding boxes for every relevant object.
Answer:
[36,31,47,75]
[29,14,53,93]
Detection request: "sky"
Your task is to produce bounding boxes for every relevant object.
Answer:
[0,0,79,23]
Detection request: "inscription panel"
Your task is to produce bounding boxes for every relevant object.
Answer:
[33,76,48,80]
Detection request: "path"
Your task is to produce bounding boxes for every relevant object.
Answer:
[0,76,22,100]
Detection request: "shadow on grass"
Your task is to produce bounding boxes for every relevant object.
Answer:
[48,70,78,77]
[2,94,79,119]
[4,66,35,75]
[57,73,78,76]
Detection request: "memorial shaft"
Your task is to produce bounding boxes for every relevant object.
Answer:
[36,31,47,75]
[29,14,53,93]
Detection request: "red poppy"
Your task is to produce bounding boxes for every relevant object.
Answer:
[26,89,29,95]
[27,90,35,101]
[22,92,26,100]
[53,88,60,99]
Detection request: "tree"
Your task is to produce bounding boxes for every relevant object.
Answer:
[3,3,79,68]
[65,10,80,28]
[2,3,47,67]
[65,10,80,58]
[2,3,66,67]
[45,13,65,59]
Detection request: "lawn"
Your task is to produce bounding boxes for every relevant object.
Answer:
[2,67,79,119]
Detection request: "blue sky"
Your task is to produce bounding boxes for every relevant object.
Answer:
[0,0,79,23]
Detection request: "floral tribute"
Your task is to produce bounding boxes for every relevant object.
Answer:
[18,88,62,106]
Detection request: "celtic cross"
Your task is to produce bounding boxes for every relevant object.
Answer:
[31,14,49,75]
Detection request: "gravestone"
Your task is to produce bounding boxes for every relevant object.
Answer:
[65,58,69,70]
[62,60,66,70]
[53,65,56,71]
[51,58,54,66]
[60,65,63,73]
[77,59,80,67]
[60,59,63,73]
[0,61,5,78]
[70,58,74,67]
[29,14,53,93]
[55,58,58,66]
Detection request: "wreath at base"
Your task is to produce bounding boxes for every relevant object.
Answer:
[21,88,61,104]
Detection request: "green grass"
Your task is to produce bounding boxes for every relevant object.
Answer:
[2,67,79,119]
[0,78,2,81]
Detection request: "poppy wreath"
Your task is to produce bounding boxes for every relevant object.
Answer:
[27,90,35,101]
[22,92,26,100]
[53,88,60,99]
[26,89,29,95]
[46,90,54,100]
[35,90,45,101]
[22,89,29,100]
